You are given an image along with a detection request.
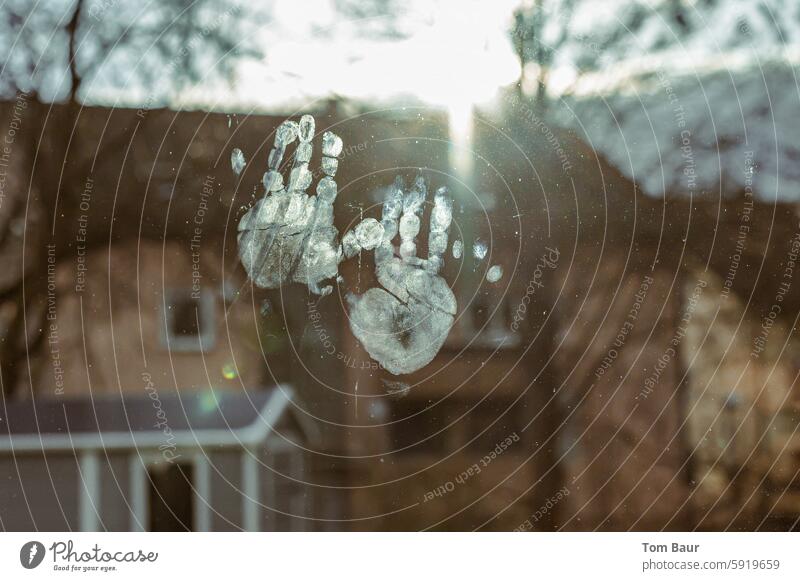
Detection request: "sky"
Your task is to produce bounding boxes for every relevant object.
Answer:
[169,0,523,113]
[170,0,800,111]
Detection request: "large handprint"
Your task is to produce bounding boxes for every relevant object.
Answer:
[344,177,456,375]
[237,115,343,296]
[237,116,457,375]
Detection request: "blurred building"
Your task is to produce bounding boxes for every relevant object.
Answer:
[0,97,798,531]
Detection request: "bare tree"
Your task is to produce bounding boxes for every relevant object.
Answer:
[511,0,576,114]
[0,0,265,396]
[510,0,710,114]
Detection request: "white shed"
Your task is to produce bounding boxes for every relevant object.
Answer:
[0,387,317,531]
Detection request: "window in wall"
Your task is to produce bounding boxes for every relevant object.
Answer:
[161,288,215,352]
[457,295,520,349]
[464,399,526,451]
[390,398,458,455]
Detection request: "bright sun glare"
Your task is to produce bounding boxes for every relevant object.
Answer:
[234,1,520,122]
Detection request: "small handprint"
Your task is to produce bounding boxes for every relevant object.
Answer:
[237,115,343,296]
[344,177,456,375]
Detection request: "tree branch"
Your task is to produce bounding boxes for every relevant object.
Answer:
[66,0,85,105]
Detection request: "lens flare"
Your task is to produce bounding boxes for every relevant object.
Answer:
[222,363,238,380]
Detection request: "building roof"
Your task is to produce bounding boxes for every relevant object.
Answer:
[0,387,313,451]
[559,60,800,201]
